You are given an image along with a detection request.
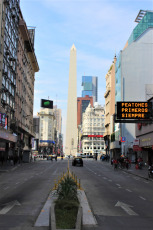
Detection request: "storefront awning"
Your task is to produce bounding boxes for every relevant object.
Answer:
[0,128,17,143]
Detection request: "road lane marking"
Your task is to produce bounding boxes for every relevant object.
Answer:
[108,179,112,182]
[16,182,20,185]
[126,189,132,192]
[133,177,139,180]
[0,200,21,215]
[116,184,121,187]
[139,196,146,200]
[103,177,107,180]
[3,187,9,190]
[115,201,138,216]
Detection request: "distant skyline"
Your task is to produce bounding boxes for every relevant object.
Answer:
[20,0,153,147]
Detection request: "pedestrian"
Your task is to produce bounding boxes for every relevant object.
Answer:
[125,157,129,170]
[135,156,138,165]
[111,158,113,166]
[113,159,118,170]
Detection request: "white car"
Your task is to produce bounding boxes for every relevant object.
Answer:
[65,155,74,159]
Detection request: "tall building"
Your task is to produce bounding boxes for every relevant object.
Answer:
[77,95,93,127]
[104,55,117,156]
[81,103,105,157]
[15,8,39,155]
[113,10,153,160]
[53,105,63,156]
[53,105,62,133]
[0,0,39,162]
[38,108,55,155]
[0,0,20,155]
[82,76,98,103]
[65,45,77,156]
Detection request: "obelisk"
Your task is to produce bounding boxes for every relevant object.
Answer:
[65,44,77,156]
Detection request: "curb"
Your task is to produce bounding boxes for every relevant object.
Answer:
[121,168,153,181]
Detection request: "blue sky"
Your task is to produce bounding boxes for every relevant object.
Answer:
[20,0,153,145]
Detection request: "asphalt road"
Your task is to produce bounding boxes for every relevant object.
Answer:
[69,159,153,230]
[0,159,153,230]
[0,160,67,230]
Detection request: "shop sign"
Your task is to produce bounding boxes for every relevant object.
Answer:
[133,145,142,151]
[0,113,7,129]
[133,139,139,145]
[0,147,5,151]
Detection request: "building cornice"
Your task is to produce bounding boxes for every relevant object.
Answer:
[19,19,39,72]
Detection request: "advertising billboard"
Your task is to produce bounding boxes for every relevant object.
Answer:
[41,99,53,109]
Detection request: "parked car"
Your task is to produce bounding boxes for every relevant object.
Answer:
[47,154,56,160]
[72,157,83,167]
[80,154,86,158]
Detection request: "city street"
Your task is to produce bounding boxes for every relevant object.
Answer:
[0,159,153,229]
[72,160,153,230]
[0,160,66,230]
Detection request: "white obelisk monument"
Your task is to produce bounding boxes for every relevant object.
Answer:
[65,44,77,156]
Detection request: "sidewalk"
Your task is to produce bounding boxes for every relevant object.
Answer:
[121,163,151,180]
[99,158,152,181]
[0,162,21,173]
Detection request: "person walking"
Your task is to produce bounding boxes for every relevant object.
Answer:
[113,159,118,170]
[125,157,129,170]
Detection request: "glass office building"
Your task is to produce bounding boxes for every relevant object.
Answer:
[82,76,98,104]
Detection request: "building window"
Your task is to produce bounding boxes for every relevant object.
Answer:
[7,95,9,104]
[6,80,9,89]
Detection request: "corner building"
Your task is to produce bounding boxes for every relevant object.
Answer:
[81,103,105,157]
[77,95,93,127]
[38,108,55,155]
[114,10,153,160]
[0,0,39,163]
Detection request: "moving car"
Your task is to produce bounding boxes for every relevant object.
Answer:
[72,157,83,167]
